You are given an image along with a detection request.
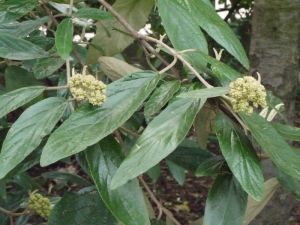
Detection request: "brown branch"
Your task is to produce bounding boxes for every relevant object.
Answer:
[139,176,181,225]
[224,0,241,22]
[40,4,59,27]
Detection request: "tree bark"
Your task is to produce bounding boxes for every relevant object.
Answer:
[249,0,300,224]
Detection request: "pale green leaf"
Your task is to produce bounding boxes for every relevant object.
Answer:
[86,0,155,64]
[98,56,141,81]
[33,57,65,79]
[166,160,185,185]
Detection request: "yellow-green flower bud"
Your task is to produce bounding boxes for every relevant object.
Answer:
[27,191,52,218]
[229,75,267,115]
[68,67,107,106]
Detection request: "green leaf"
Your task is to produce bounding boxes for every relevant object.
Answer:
[214,113,264,200]
[0,17,50,38]
[271,122,300,141]
[274,164,300,201]
[167,139,213,172]
[42,171,92,187]
[197,51,243,86]
[194,102,216,149]
[178,87,229,99]
[2,140,45,180]
[144,81,181,118]
[55,18,74,60]
[98,56,141,81]
[203,174,248,225]
[175,0,249,69]
[157,0,207,66]
[166,160,185,185]
[74,8,115,20]
[0,0,37,24]
[13,172,40,191]
[41,71,160,166]
[0,97,67,179]
[243,178,279,225]
[86,136,150,225]
[240,112,300,181]
[196,155,224,177]
[110,98,206,189]
[33,57,65,79]
[47,192,117,225]
[147,164,161,183]
[0,86,45,119]
[0,34,49,60]
[86,0,155,64]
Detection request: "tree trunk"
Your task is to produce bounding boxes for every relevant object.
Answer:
[249,0,300,224]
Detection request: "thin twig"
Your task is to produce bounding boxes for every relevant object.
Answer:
[114,130,128,154]
[139,176,181,225]
[0,207,30,217]
[45,85,69,90]
[73,48,85,67]
[40,4,59,27]
[119,126,140,138]
[68,0,74,16]
[159,56,177,74]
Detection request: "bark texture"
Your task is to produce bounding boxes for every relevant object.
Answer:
[249,0,300,224]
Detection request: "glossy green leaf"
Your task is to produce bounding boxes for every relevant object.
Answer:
[86,0,155,64]
[197,51,243,86]
[178,87,229,99]
[41,71,160,166]
[0,34,49,60]
[13,172,40,191]
[166,160,185,185]
[274,164,300,201]
[157,0,207,66]
[167,139,213,172]
[85,136,150,225]
[110,98,206,189]
[0,17,50,38]
[144,81,181,118]
[196,155,224,177]
[0,0,37,24]
[271,122,300,141]
[42,171,92,187]
[33,57,65,79]
[203,174,248,225]
[74,8,115,20]
[147,164,161,183]
[214,113,264,200]
[55,18,74,60]
[0,86,45,119]
[25,36,55,51]
[47,192,117,225]
[240,112,300,181]
[98,56,141,81]
[175,0,249,69]
[0,97,67,179]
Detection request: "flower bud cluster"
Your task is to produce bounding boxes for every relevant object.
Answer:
[28,192,51,218]
[68,72,106,106]
[229,76,267,115]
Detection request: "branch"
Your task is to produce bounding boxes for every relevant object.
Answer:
[98,0,180,78]
[224,0,240,22]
